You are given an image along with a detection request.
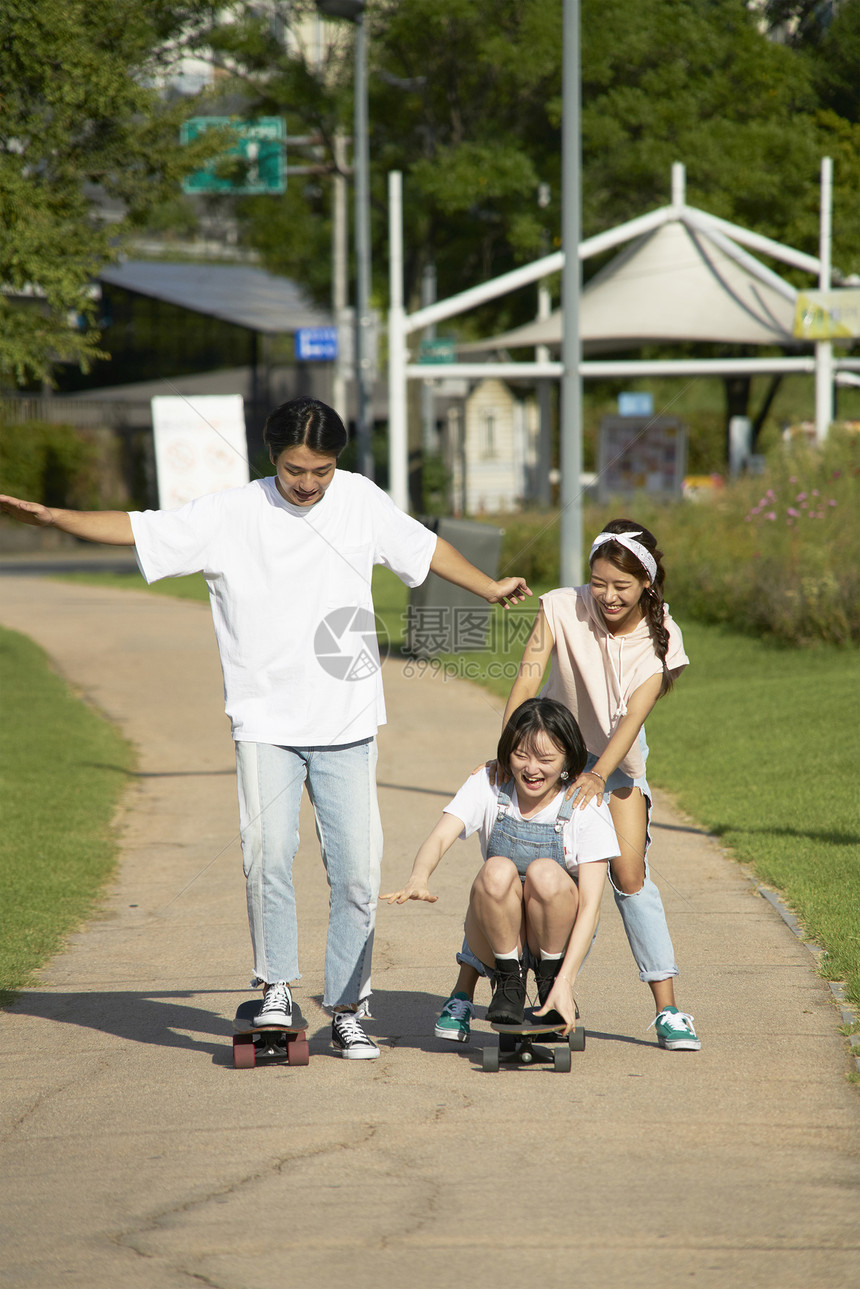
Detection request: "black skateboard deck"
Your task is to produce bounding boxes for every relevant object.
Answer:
[232,998,310,1069]
[483,1007,585,1072]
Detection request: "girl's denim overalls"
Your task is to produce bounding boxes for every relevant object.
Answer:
[485,783,574,878]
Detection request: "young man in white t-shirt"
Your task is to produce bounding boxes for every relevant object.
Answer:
[0,398,532,1059]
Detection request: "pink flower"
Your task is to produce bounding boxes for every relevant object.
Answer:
[796,492,807,501]
[765,512,776,521]
[828,499,837,507]
[789,475,798,483]
[812,489,819,497]
[787,507,800,517]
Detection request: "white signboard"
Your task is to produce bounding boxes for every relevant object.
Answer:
[150,395,249,509]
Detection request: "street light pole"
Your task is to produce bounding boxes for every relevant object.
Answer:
[317,0,374,478]
[560,0,583,586]
[352,8,374,478]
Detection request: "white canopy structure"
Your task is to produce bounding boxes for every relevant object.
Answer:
[463,214,800,354]
[386,161,860,512]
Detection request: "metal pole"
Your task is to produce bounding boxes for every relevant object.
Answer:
[815,155,833,443]
[332,132,348,421]
[536,278,552,507]
[560,0,583,587]
[354,12,374,477]
[420,263,437,454]
[387,171,409,510]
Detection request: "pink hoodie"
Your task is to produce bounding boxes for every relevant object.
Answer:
[539,586,689,777]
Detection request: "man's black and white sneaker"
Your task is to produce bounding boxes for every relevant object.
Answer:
[331,1010,380,1060]
[253,981,293,1027]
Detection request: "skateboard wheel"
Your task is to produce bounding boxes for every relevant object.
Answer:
[569,1027,586,1053]
[287,1037,310,1066]
[233,1035,256,1069]
[554,1046,572,1073]
[482,1046,500,1072]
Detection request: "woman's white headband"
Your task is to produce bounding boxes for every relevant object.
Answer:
[589,530,657,584]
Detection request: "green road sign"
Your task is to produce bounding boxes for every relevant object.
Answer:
[418,337,457,364]
[181,117,286,195]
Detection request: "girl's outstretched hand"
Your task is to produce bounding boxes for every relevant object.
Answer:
[380,880,437,905]
[566,769,605,810]
[533,977,578,1037]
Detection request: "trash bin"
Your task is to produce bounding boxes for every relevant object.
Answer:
[406,517,503,657]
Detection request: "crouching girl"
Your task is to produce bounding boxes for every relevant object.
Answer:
[382,699,619,1035]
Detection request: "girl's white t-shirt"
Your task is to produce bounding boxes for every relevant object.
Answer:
[444,769,619,873]
[129,471,436,745]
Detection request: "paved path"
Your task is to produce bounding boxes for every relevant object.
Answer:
[1,576,858,1289]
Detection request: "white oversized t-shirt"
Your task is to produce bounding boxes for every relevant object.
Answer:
[444,769,619,874]
[129,471,436,745]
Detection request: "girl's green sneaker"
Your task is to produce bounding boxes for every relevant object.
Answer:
[434,992,475,1043]
[650,1006,701,1050]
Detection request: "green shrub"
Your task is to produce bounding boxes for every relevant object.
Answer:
[483,426,860,646]
[492,509,566,585]
[630,428,860,646]
[0,420,100,509]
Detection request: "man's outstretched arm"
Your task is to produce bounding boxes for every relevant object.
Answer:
[428,536,532,607]
[0,496,134,545]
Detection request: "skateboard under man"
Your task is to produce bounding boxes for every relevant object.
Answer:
[232,998,310,1069]
[483,1006,585,1073]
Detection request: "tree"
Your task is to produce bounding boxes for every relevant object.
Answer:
[217,1,860,319]
[190,1,860,447]
[0,0,222,386]
[199,0,564,333]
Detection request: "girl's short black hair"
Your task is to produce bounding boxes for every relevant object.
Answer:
[264,397,348,460]
[497,698,587,782]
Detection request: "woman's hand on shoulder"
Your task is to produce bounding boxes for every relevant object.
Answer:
[379,880,437,905]
[566,769,605,809]
[470,759,508,787]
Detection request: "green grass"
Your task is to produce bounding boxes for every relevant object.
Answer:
[646,622,860,1004]
[6,564,859,1016]
[0,625,133,1004]
[57,569,210,602]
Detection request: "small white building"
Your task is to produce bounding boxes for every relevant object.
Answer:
[441,377,540,515]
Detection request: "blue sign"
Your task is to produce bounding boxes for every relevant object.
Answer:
[295,327,339,362]
[618,392,654,417]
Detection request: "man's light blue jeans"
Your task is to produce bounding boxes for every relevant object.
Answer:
[235,738,383,1009]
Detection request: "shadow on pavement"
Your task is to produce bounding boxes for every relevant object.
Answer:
[6,989,241,1062]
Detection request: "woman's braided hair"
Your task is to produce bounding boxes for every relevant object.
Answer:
[589,518,674,696]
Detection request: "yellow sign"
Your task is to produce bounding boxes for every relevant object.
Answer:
[793,289,860,340]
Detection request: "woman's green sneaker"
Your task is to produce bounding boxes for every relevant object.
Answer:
[434,992,475,1043]
[650,1006,701,1050]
